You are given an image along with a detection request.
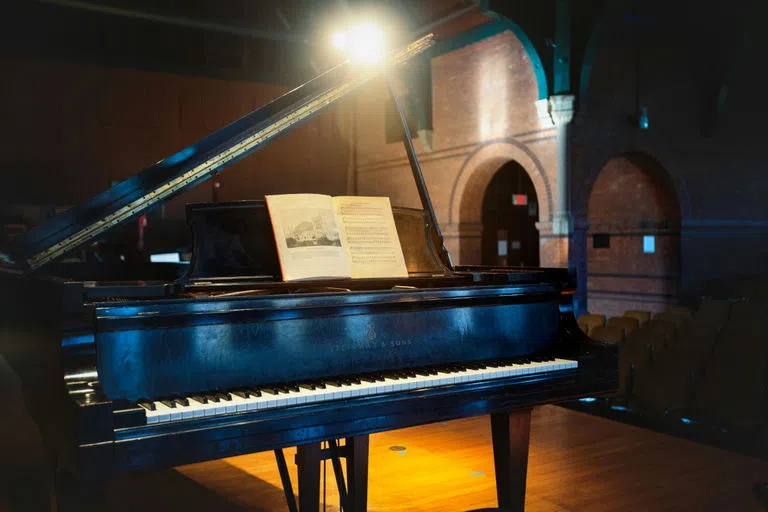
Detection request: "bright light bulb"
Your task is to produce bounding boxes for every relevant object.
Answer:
[345,23,386,64]
[331,31,347,50]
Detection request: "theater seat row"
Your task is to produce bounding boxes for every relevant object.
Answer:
[578,298,768,433]
[577,306,693,343]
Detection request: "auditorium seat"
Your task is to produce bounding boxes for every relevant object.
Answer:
[631,358,685,412]
[623,310,651,325]
[607,316,639,336]
[691,299,731,327]
[652,312,687,329]
[669,323,719,364]
[589,325,625,344]
[691,302,767,431]
[618,328,655,397]
[665,306,693,318]
[645,319,677,342]
[633,322,721,413]
[577,314,605,335]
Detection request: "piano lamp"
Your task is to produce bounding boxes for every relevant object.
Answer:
[332,22,386,64]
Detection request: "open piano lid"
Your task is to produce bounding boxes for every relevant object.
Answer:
[4,35,434,275]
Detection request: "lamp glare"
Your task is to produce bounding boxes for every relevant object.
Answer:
[333,23,386,64]
[331,31,347,50]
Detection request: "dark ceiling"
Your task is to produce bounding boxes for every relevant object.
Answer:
[2,0,483,84]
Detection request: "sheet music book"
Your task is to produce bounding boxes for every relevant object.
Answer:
[265,194,408,281]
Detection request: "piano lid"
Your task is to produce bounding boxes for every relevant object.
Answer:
[6,35,434,274]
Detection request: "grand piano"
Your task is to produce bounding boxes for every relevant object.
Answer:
[0,34,617,511]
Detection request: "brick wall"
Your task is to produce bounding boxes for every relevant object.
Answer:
[353,30,560,267]
[586,154,681,317]
[569,8,768,316]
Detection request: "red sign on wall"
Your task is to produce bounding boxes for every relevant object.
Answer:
[512,194,528,206]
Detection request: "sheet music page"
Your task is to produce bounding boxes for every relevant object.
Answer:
[333,196,408,279]
[265,194,351,281]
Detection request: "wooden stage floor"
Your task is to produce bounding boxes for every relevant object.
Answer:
[102,405,768,511]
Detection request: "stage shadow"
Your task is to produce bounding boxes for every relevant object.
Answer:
[103,459,289,512]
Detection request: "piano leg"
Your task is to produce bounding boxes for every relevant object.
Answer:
[275,449,299,512]
[345,435,370,512]
[296,442,322,512]
[294,437,370,512]
[491,409,532,512]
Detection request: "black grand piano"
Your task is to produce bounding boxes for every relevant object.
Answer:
[0,34,617,511]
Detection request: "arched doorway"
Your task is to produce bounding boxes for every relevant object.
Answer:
[481,161,540,267]
[586,153,681,318]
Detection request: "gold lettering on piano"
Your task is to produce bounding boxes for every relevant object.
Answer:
[330,339,412,353]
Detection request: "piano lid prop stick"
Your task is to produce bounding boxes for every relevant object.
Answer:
[386,75,454,270]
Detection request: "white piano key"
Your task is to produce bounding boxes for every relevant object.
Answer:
[147,402,173,423]
[179,400,202,419]
[230,395,249,412]
[224,398,238,414]
[246,395,269,411]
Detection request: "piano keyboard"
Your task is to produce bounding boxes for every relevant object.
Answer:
[139,357,577,424]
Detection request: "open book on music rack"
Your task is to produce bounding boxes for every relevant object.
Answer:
[265,194,409,281]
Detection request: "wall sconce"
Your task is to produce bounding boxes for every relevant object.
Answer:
[638,106,649,129]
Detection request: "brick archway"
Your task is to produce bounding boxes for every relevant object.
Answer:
[586,152,682,317]
[447,141,552,264]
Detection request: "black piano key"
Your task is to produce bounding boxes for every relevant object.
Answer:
[173,397,189,407]
[348,376,361,385]
[160,399,176,409]
[299,383,316,391]
[205,393,221,403]
[287,384,300,392]
[137,399,155,412]
[190,394,208,404]
[231,389,250,399]
[360,376,377,383]
[248,388,263,397]
[261,387,279,395]
[218,392,232,401]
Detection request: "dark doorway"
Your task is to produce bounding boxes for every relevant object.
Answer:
[481,161,540,267]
